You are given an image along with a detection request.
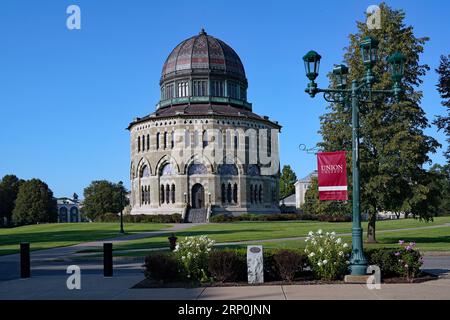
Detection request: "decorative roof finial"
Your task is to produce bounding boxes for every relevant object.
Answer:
[199,28,207,35]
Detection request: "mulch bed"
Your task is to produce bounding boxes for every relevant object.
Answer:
[132,272,438,288]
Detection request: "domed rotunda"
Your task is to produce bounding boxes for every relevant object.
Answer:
[128,30,281,222]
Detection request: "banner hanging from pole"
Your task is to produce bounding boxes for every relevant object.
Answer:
[317,151,348,201]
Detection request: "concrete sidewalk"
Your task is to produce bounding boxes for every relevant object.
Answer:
[0,272,449,300]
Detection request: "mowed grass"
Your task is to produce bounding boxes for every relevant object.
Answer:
[256,226,450,252]
[91,216,450,255]
[0,223,169,256]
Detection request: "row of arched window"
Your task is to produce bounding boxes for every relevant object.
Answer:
[250,184,263,204]
[161,79,247,101]
[160,184,176,204]
[141,186,150,205]
[221,183,238,204]
[137,129,272,156]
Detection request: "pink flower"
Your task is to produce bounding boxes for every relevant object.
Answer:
[406,246,412,251]
[394,252,400,256]
[399,240,404,245]
[410,242,416,247]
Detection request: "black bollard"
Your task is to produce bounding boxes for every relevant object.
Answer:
[103,243,113,277]
[20,243,30,278]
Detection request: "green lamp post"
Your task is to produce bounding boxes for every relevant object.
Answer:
[302,37,405,276]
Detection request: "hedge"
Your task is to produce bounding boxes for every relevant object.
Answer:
[94,213,183,223]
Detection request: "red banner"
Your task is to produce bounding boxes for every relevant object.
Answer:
[317,151,348,201]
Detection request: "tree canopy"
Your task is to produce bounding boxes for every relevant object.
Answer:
[279,165,297,199]
[12,179,57,225]
[317,3,439,242]
[0,175,23,226]
[434,54,450,162]
[83,180,129,221]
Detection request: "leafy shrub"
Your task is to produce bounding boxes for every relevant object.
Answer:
[366,241,423,279]
[272,250,306,281]
[365,248,399,278]
[304,229,350,280]
[210,213,303,222]
[174,235,215,282]
[208,250,246,282]
[144,252,181,282]
[394,241,423,279]
[95,213,182,223]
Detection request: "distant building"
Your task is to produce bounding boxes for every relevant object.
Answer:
[294,170,318,208]
[57,193,81,222]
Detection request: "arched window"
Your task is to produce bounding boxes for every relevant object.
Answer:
[59,207,68,223]
[156,132,160,150]
[164,132,168,149]
[218,164,238,176]
[267,130,272,156]
[161,163,176,175]
[248,165,260,176]
[259,185,262,203]
[217,130,223,149]
[166,184,170,204]
[202,130,208,148]
[142,135,146,151]
[250,185,254,204]
[221,183,226,204]
[233,183,238,203]
[254,185,258,203]
[185,130,190,148]
[234,131,239,151]
[193,130,199,147]
[188,163,207,175]
[140,165,150,178]
[171,131,175,149]
[160,185,165,204]
[137,136,141,152]
[171,184,175,203]
[141,186,144,205]
[227,183,232,203]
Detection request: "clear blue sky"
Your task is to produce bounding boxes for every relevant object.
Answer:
[0,0,448,198]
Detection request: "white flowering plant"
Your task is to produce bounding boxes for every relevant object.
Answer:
[304,229,350,280]
[174,235,215,282]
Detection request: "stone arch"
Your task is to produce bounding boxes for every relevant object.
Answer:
[155,154,180,176]
[183,154,214,175]
[218,152,244,175]
[136,157,152,178]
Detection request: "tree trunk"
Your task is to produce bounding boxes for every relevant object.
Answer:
[367,212,377,243]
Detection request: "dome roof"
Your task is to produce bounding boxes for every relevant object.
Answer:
[161,29,246,82]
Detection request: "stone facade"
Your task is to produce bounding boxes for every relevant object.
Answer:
[128,30,281,221]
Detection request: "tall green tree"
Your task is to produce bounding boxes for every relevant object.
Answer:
[279,165,297,199]
[318,3,439,242]
[83,180,129,221]
[301,177,351,216]
[0,175,23,226]
[428,164,450,215]
[434,54,450,161]
[12,179,57,225]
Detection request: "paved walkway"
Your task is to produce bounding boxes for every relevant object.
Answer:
[1,221,450,300]
[1,272,449,300]
[0,223,197,281]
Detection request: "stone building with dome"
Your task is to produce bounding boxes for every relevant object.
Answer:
[127,29,281,222]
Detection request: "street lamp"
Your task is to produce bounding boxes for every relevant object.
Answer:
[119,181,125,234]
[332,64,349,89]
[302,37,405,276]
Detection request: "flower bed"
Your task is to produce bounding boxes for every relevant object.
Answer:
[137,234,434,288]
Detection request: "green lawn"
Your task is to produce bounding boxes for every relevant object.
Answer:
[86,217,450,255]
[0,223,170,256]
